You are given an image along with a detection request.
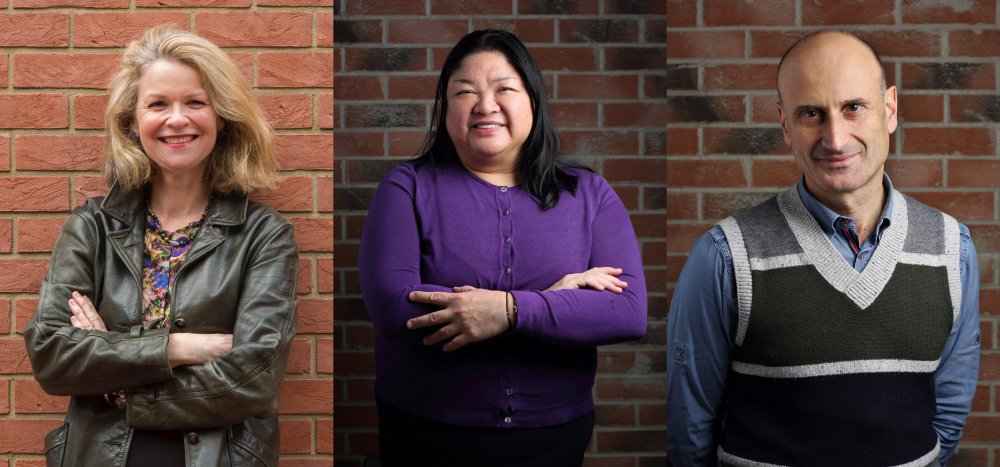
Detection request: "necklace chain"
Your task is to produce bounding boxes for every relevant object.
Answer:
[146,195,212,246]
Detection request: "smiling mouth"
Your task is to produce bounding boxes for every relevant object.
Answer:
[472,123,504,129]
[820,153,855,161]
[161,135,196,144]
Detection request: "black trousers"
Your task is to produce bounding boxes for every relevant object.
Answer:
[377,397,594,467]
[125,430,185,467]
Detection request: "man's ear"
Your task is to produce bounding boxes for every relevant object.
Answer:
[776,101,792,145]
[883,85,898,135]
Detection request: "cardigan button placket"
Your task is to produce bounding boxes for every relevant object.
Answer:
[497,185,516,426]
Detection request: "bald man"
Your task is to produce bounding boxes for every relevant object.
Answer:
[667,30,980,466]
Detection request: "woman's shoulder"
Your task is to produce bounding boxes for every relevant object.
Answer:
[244,199,291,226]
[71,194,124,225]
[378,159,461,191]
[560,164,612,195]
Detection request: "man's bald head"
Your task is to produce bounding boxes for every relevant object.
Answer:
[776,30,886,103]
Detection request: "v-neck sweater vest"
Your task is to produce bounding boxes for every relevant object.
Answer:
[716,188,961,467]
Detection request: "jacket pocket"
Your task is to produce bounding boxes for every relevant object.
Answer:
[227,426,278,467]
[44,423,69,467]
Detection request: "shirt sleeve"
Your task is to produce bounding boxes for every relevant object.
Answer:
[935,224,981,465]
[359,166,453,344]
[509,176,647,346]
[667,226,738,466]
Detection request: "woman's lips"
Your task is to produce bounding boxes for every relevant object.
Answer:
[470,122,505,135]
[160,135,197,147]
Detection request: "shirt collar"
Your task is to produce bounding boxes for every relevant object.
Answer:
[795,173,895,241]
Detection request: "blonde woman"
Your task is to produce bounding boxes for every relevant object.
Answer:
[24,26,298,467]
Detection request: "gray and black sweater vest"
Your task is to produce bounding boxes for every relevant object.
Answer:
[716,188,961,467]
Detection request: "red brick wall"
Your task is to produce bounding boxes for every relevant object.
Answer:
[0,2,333,465]
[667,0,1000,464]
[333,2,666,465]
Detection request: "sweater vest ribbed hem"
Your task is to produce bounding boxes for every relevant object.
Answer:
[719,439,940,467]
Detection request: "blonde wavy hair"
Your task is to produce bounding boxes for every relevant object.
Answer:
[104,25,277,194]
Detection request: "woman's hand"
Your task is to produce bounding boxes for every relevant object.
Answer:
[544,267,628,293]
[68,291,108,331]
[407,286,509,352]
[166,333,233,368]
[68,291,232,368]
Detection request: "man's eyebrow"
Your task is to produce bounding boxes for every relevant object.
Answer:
[792,98,872,114]
[844,98,872,106]
[792,104,821,115]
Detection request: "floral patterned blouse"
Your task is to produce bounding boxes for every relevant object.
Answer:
[141,204,208,329]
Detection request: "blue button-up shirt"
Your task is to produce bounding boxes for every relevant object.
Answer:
[667,176,980,466]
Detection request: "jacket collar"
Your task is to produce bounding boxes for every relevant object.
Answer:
[99,183,249,227]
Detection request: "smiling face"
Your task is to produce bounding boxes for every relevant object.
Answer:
[776,33,897,204]
[133,58,220,180]
[445,51,533,173]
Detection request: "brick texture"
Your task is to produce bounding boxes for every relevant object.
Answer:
[336,3,666,465]
[667,1,1000,463]
[0,2,332,464]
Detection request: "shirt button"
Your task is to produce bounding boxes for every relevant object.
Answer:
[186,432,199,444]
[505,267,511,274]
[505,388,512,395]
[504,416,512,423]
[505,237,511,244]
[503,209,510,216]
[500,187,508,192]
[174,318,186,328]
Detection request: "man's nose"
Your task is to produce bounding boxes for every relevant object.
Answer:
[821,114,850,153]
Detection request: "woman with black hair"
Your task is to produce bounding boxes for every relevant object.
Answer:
[359,29,646,467]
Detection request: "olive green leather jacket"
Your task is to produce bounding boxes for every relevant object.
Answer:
[24,185,299,467]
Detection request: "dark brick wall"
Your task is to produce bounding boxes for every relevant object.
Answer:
[334,1,666,465]
[667,1,1000,464]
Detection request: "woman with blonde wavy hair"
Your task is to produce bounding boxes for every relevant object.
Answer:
[24,25,298,467]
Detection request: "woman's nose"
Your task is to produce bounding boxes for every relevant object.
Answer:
[165,104,189,127]
[474,94,500,114]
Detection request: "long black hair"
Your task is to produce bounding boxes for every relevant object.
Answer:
[414,29,582,211]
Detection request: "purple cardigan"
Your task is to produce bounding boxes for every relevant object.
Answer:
[359,160,646,428]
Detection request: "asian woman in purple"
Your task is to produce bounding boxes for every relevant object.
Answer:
[359,29,647,466]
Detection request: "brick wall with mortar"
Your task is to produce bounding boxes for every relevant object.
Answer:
[333,1,666,465]
[0,1,333,465]
[667,0,1000,465]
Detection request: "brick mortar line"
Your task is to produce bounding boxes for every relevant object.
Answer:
[670,54,1000,61]
[336,43,662,48]
[666,91,999,97]
[342,14,662,20]
[665,24,1000,32]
